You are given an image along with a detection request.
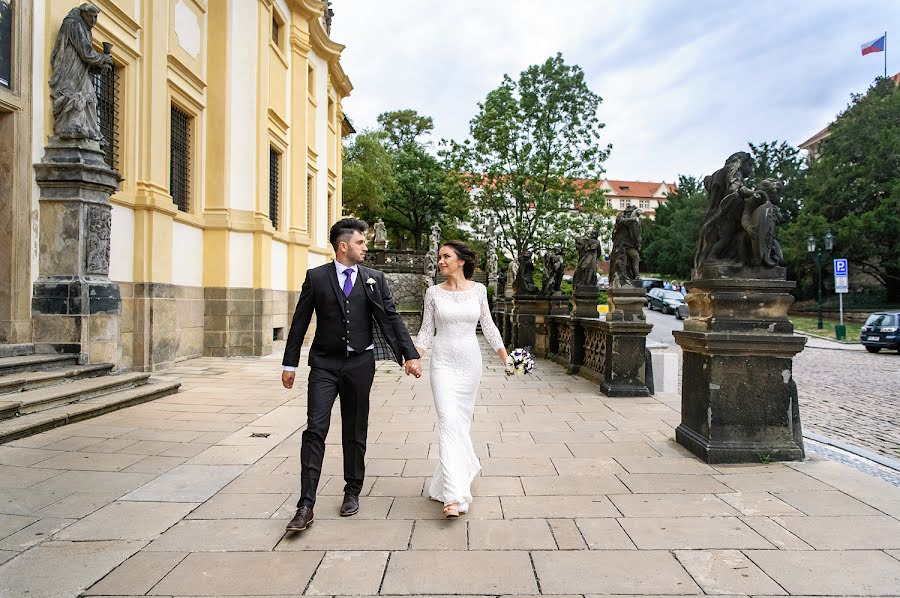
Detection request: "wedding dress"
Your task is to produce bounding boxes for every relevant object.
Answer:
[414,283,504,512]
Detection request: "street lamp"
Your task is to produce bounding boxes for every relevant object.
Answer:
[806,230,834,330]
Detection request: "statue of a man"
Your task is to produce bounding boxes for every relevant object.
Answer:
[49,3,112,141]
[515,251,537,295]
[424,248,437,279]
[542,246,565,296]
[373,219,387,248]
[429,223,441,253]
[506,258,519,291]
[610,206,643,287]
[695,151,756,270]
[573,226,601,288]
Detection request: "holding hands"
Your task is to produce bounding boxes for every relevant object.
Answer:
[404,358,422,378]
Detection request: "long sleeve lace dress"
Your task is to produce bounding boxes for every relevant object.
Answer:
[414,283,504,512]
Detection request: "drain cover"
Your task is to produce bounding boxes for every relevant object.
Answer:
[250,432,271,438]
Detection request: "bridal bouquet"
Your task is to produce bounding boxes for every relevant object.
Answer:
[506,347,535,376]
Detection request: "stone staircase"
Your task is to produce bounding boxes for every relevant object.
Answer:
[0,344,180,444]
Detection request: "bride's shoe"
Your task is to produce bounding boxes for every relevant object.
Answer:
[442,502,460,518]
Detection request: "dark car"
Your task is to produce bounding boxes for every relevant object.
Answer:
[675,302,689,320]
[647,288,686,315]
[641,277,664,295]
[860,311,900,353]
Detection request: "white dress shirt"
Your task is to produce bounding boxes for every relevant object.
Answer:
[283,260,373,372]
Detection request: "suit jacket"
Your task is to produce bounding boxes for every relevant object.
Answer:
[282,262,420,369]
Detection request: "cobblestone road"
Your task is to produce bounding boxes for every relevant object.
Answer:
[646,309,900,462]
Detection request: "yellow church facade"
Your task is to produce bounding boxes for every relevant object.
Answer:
[0,0,351,370]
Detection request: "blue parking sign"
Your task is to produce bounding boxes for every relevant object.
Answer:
[834,258,848,275]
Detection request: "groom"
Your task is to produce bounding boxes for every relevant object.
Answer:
[281,218,421,532]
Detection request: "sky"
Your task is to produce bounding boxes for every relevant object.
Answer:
[331,0,898,183]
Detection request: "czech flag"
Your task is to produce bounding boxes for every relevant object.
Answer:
[861,35,885,56]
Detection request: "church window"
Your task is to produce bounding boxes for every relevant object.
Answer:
[169,104,192,212]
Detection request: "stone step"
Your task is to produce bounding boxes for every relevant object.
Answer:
[0,363,115,396]
[0,344,35,358]
[0,400,20,419]
[11,372,151,417]
[0,380,181,444]
[0,353,79,376]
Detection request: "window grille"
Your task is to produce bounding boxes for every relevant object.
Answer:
[170,104,191,212]
[93,63,119,170]
[269,146,280,229]
[327,192,334,228]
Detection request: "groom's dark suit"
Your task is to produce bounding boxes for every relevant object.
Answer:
[283,261,419,507]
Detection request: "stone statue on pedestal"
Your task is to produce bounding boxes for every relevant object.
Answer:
[514,251,537,295]
[49,3,112,142]
[497,271,507,296]
[373,219,387,249]
[542,246,565,296]
[429,223,441,255]
[573,226,601,288]
[505,258,519,296]
[609,205,642,288]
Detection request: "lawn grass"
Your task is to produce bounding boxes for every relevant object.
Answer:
[790,315,862,343]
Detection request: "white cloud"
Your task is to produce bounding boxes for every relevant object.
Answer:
[334,0,899,181]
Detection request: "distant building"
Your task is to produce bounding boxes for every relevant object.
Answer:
[575,179,677,220]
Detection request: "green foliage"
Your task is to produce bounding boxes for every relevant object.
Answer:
[444,53,614,261]
[747,140,808,223]
[641,175,706,279]
[342,110,470,250]
[783,77,900,301]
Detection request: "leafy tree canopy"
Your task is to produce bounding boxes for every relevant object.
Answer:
[444,53,614,261]
[342,110,470,250]
[747,140,807,223]
[786,77,900,301]
[641,175,706,279]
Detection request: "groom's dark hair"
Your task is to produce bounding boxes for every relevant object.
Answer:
[441,240,477,279]
[330,218,368,250]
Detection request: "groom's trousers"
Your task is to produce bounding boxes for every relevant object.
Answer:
[298,350,376,507]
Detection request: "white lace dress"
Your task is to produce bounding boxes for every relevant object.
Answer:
[414,283,505,512]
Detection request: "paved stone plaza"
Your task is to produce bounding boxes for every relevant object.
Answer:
[2,340,900,597]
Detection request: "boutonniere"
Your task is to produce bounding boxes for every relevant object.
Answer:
[365,277,376,290]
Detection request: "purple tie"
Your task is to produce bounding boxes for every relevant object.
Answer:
[342,269,353,297]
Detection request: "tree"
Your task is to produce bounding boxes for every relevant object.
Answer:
[342,130,395,223]
[787,77,900,301]
[445,53,614,261]
[341,110,469,250]
[747,140,807,223]
[641,175,706,279]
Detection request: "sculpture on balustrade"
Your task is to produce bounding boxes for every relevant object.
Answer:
[694,152,787,275]
[542,246,565,296]
[497,271,507,295]
[485,231,498,278]
[424,248,437,280]
[573,225,601,288]
[373,219,387,249]
[49,3,112,142]
[609,205,643,288]
[514,251,537,295]
[506,257,519,293]
[429,223,441,255]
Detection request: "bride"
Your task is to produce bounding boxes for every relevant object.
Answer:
[414,240,508,518]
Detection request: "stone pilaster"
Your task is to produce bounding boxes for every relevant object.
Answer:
[597,319,653,397]
[673,273,807,463]
[510,294,546,350]
[31,140,122,366]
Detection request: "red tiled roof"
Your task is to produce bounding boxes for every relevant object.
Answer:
[577,178,676,198]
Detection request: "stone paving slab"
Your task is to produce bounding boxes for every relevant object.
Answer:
[1,346,900,596]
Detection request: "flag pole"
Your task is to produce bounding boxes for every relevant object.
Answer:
[885,31,888,78]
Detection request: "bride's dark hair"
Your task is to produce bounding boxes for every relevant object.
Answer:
[441,240,477,279]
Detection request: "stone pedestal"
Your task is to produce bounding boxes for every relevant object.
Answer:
[571,284,599,319]
[673,271,807,463]
[608,286,646,322]
[31,140,122,366]
[597,319,653,397]
[548,293,569,316]
[510,294,546,350]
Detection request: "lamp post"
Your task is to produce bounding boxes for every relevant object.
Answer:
[806,230,834,330]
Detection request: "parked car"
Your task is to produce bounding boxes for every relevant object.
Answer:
[674,302,689,320]
[860,311,900,353]
[641,277,664,295]
[647,288,686,315]
[597,276,609,291]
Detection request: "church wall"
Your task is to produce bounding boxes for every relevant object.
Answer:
[24,0,351,369]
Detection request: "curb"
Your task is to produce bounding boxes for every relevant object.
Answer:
[804,430,900,473]
[794,331,864,351]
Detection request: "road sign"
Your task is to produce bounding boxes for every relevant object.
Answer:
[835,275,849,294]
[834,258,848,276]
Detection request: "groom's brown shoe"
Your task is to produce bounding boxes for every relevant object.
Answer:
[340,494,359,517]
[286,506,314,532]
